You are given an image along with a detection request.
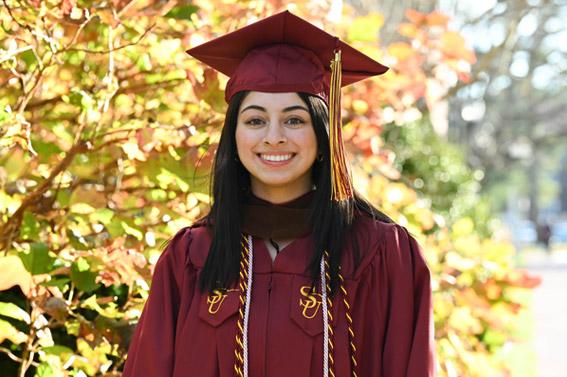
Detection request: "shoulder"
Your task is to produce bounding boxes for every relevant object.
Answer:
[157,222,212,270]
[348,212,427,279]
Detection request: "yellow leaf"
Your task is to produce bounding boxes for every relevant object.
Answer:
[0,319,28,344]
[452,217,474,237]
[352,99,369,115]
[0,255,32,296]
[388,42,414,61]
[347,13,384,43]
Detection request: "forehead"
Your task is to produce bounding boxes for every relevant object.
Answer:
[239,91,305,110]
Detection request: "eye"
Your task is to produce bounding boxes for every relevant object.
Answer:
[244,118,265,126]
[285,117,305,126]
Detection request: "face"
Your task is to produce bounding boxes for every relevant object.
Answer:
[235,92,318,200]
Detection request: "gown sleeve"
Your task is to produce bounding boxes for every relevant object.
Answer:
[122,227,194,377]
[378,223,437,376]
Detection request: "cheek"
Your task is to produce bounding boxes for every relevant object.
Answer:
[235,125,253,156]
[299,128,318,162]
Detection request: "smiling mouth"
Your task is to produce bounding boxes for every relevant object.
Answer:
[257,153,296,162]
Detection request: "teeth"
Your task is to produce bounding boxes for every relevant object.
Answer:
[260,154,293,162]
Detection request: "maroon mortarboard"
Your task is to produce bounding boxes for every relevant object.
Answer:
[186,10,388,103]
[185,10,389,202]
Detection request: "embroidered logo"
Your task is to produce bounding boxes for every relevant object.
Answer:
[207,289,238,314]
[299,285,322,319]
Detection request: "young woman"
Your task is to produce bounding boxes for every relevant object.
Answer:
[123,11,436,377]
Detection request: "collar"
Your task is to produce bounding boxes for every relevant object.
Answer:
[241,190,314,239]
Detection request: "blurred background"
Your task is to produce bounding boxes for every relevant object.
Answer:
[0,0,565,376]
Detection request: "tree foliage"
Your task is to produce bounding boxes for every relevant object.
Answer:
[0,1,539,376]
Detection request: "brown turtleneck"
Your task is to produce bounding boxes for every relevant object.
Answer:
[240,189,314,239]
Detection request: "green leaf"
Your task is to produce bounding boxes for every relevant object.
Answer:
[18,243,56,275]
[70,262,98,292]
[107,217,126,238]
[3,148,26,180]
[41,345,74,356]
[121,221,144,240]
[146,188,168,202]
[164,5,199,20]
[34,362,55,377]
[156,167,189,192]
[40,277,71,290]
[0,302,30,323]
[76,257,90,272]
[20,211,39,240]
[65,320,80,336]
[32,140,63,163]
[90,208,114,225]
[0,103,10,124]
[66,227,91,250]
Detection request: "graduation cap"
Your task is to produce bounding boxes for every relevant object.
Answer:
[185,10,388,202]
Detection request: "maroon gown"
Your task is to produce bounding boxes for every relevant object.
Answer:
[122,213,436,376]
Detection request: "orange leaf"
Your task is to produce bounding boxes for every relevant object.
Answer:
[398,23,419,39]
[405,9,426,25]
[441,32,477,64]
[426,11,449,27]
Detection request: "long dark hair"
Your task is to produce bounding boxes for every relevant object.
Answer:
[198,91,393,294]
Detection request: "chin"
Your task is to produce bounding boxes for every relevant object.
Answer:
[257,176,298,188]
[254,171,311,188]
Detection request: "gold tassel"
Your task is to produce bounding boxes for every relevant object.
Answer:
[329,49,353,202]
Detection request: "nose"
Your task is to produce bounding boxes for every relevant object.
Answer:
[262,121,287,145]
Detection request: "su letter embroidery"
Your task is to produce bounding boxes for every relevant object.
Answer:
[207,289,237,314]
[299,285,322,319]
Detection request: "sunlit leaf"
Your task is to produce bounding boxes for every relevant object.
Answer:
[0,301,31,323]
[0,255,33,296]
[388,42,415,61]
[90,208,114,225]
[121,221,144,240]
[347,13,384,43]
[41,345,74,356]
[0,319,28,344]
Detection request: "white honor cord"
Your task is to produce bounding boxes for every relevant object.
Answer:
[242,235,254,377]
[320,255,329,377]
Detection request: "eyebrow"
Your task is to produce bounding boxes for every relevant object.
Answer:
[240,105,309,114]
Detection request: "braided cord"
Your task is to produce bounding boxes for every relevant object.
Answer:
[322,251,335,377]
[339,268,359,377]
[234,234,253,377]
[320,254,329,377]
[242,235,254,376]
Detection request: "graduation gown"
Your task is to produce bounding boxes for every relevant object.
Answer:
[122,213,436,376]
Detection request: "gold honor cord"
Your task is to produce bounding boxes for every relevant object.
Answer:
[234,235,250,377]
[329,49,354,202]
[338,267,359,377]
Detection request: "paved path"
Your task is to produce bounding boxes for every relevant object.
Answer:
[518,247,567,377]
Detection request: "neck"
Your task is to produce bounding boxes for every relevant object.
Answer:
[250,181,313,204]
